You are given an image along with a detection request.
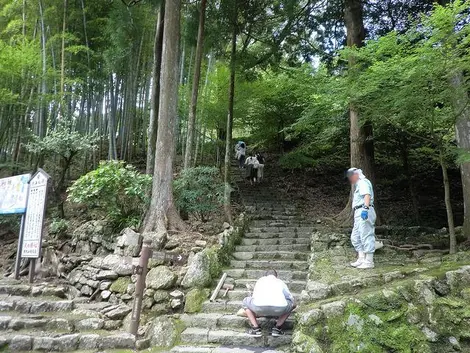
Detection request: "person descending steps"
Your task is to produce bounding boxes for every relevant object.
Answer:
[347,168,377,269]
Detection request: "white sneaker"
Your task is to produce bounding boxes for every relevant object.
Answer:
[357,253,374,269]
[350,252,365,267]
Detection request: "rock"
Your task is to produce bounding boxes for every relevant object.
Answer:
[195,240,207,247]
[46,318,74,332]
[142,296,155,309]
[292,331,323,353]
[9,335,32,351]
[76,318,105,330]
[101,290,112,300]
[80,285,93,296]
[146,266,177,290]
[181,249,218,288]
[115,228,142,257]
[223,222,230,229]
[184,288,210,313]
[368,314,383,326]
[73,220,114,254]
[170,298,182,309]
[104,319,122,330]
[346,314,364,332]
[146,316,179,348]
[104,305,132,320]
[164,239,179,250]
[78,334,100,350]
[136,338,151,350]
[321,301,345,319]
[298,308,323,326]
[91,254,134,276]
[422,326,438,342]
[34,334,80,351]
[100,281,112,290]
[110,277,132,294]
[142,231,167,251]
[100,333,135,349]
[97,270,119,280]
[152,303,170,315]
[154,290,170,303]
[449,336,461,351]
[170,290,184,299]
[306,281,331,300]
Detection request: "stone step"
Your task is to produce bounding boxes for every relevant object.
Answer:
[235,244,310,253]
[0,282,68,299]
[230,279,306,293]
[243,232,310,239]
[0,331,135,351]
[232,251,309,261]
[180,327,291,348]
[0,312,124,332]
[240,237,310,246]
[250,220,313,228]
[248,226,314,234]
[225,269,307,281]
[230,260,309,271]
[0,296,74,314]
[171,346,286,353]
[215,289,301,302]
[181,313,295,330]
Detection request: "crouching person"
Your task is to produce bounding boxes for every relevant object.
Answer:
[242,269,295,337]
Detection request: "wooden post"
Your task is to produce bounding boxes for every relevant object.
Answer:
[129,239,153,336]
[210,272,227,302]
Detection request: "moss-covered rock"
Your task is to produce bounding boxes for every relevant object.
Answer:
[184,288,210,313]
[181,247,220,289]
[109,277,131,294]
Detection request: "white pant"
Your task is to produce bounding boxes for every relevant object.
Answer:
[351,207,376,253]
[257,164,264,179]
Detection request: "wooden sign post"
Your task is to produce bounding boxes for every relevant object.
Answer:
[20,169,51,283]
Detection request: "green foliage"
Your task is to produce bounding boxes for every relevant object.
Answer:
[48,218,69,237]
[25,121,98,161]
[173,167,225,221]
[67,161,152,229]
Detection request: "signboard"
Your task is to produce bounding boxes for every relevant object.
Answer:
[0,174,30,214]
[21,169,50,258]
[152,251,188,265]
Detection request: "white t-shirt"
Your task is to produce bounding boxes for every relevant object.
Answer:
[252,275,293,307]
[245,156,259,169]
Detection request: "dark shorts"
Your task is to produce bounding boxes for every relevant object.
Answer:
[242,296,293,317]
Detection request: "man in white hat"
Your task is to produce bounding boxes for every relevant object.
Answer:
[347,168,376,269]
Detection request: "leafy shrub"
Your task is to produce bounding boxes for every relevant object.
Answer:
[49,218,69,238]
[174,167,225,221]
[67,161,152,229]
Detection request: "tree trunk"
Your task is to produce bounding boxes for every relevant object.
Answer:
[223,2,238,224]
[142,0,185,234]
[184,0,207,170]
[336,0,374,226]
[60,0,67,100]
[440,150,457,254]
[453,73,470,240]
[108,75,118,160]
[146,1,165,174]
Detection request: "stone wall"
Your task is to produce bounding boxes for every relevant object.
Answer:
[293,227,470,353]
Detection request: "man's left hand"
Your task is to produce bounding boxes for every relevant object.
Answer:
[361,210,368,220]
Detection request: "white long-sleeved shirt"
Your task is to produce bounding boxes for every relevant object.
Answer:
[252,275,293,307]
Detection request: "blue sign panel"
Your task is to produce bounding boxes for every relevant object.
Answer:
[0,174,30,215]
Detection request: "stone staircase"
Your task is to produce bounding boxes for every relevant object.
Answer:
[0,279,139,351]
[174,170,314,353]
